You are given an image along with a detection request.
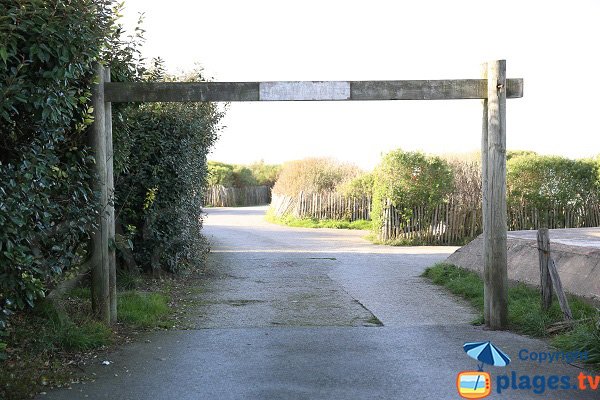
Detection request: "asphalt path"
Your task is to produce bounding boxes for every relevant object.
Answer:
[40,206,598,399]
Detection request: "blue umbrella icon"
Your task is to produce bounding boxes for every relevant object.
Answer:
[463,341,511,371]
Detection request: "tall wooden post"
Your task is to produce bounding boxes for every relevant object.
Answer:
[481,62,490,325]
[483,60,508,330]
[90,64,111,324]
[104,67,117,323]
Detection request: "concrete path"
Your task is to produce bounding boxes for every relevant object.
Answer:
[40,207,598,399]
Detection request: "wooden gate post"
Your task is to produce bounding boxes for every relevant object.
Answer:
[483,60,508,330]
[104,67,117,323]
[481,62,491,325]
[90,64,111,324]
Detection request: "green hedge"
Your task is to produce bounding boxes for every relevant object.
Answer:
[0,0,115,329]
[0,1,222,331]
[208,160,280,188]
[371,149,453,231]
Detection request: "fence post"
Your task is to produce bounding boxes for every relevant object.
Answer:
[537,228,553,310]
[484,60,508,330]
[89,64,111,324]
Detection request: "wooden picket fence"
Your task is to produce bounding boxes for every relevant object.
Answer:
[271,192,371,221]
[270,191,600,244]
[507,201,600,230]
[204,185,270,207]
[380,198,481,244]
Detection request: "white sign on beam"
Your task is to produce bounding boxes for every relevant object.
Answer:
[259,81,350,101]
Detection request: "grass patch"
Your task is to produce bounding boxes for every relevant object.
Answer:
[266,209,371,230]
[367,233,473,247]
[0,299,113,399]
[1,274,200,399]
[422,263,600,366]
[118,291,171,328]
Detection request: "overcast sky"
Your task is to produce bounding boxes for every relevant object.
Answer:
[120,0,599,169]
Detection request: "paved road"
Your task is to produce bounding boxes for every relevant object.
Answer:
[41,207,597,399]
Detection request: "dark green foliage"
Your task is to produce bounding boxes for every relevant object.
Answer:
[371,149,453,231]
[0,1,221,340]
[115,69,222,272]
[0,0,115,330]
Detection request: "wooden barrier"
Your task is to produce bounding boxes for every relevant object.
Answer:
[92,60,523,328]
[204,185,271,207]
[271,193,371,222]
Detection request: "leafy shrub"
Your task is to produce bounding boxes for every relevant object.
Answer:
[248,160,281,187]
[272,158,360,196]
[0,0,115,329]
[208,160,280,187]
[507,153,599,223]
[339,172,374,198]
[371,149,453,230]
[115,64,222,274]
[0,1,222,334]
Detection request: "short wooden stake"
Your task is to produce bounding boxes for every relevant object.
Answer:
[548,259,573,320]
[537,228,553,310]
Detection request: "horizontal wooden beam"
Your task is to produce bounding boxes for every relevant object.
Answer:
[104,79,523,103]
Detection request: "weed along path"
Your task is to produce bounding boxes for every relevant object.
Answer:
[41,206,598,400]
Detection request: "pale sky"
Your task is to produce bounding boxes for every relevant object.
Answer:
[121,0,600,169]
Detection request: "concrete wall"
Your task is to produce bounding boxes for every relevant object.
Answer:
[445,231,600,302]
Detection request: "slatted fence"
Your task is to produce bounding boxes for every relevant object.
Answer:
[204,185,270,207]
[271,192,600,245]
[271,192,371,221]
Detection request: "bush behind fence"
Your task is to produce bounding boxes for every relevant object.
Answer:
[271,191,600,245]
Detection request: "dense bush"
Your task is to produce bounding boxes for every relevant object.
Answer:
[371,149,454,230]
[0,0,115,329]
[272,158,360,196]
[208,160,280,188]
[0,1,222,331]
[339,172,374,198]
[507,153,599,224]
[115,65,222,273]
[248,161,281,187]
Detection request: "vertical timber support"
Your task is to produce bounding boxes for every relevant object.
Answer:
[90,64,111,324]
[104,67,117,323]
[537,228,553,310]
[481,63,490,325]
[484,60,508,330]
